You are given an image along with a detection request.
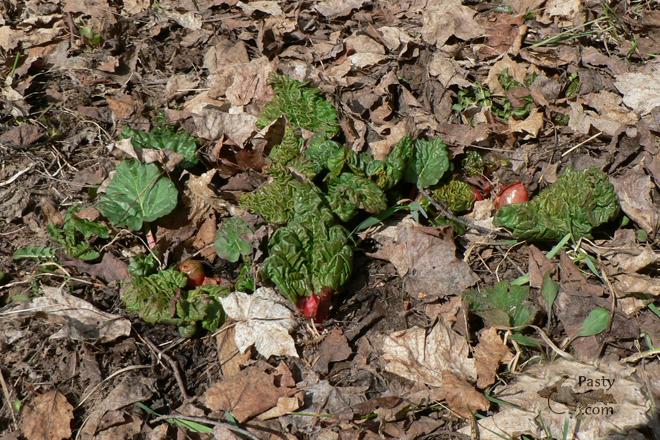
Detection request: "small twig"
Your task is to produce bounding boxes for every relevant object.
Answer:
[76,364,151,408]
[0,367,16,428]
[151,414,261,440]
[0,164,33,187]
[138,334,191,401]
[621,348,660,364]
[561,131,602,157]
[419,189,509,238]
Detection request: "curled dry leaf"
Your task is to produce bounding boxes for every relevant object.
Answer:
[610,165,658,236]
[7,285,131,343]
[474,327,514,388]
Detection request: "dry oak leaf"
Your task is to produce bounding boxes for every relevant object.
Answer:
[509,108,543,138]
[474,327,514,388]
[21,390,74,440]
[203,361,297,422]
[614,61,660,116]
[382,319,477,387]
[314,0,370,18]
[610,165,658,236]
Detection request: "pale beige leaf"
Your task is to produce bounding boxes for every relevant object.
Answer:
[614,62,660,115]
[382,319,477,387]
[459,359,654,439]
[220,288,298,358]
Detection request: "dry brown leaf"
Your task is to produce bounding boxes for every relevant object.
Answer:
[203,361,297,422]
[314,0,370,18]
[485,56,529,96]
[257,396,302,420]
[0,123,44,146]
[382,319,477,387]
[509,108,543,138]
[421,0,482,48]
[368,220,479,300]
[238,1,283,16]
[80,376,154,439]
[123,0,150,15]
[610,165,658,236]
[428,54,471,88]
[192,213,217,260]
[21,390,74,440]
[216,324,252,378]
[106,94,136,120]
[474,327,514,388]
[61,252,130,283]
[313,329,352,374]
[460,359,654,439]
[438,370,490,418]
[192,108,257,146]
[540,0,583,25]
[165,74,199,101]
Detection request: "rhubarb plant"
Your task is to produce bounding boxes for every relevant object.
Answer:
[494,168,619,242]
[239,75,453,320]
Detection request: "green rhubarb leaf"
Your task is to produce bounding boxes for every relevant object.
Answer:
[494,168,620,242]
[405,138,450,189]
[47,206,109,261]
[121,269,187,324]
[327,173,388,222]
[431,180,476,214]
[257,75,339,138]
[121,118,198,168]
[214,217,253,263]
[128,253,160,277]
[97,160,178,231]
[366,135,414,190]
[177,284,230,333]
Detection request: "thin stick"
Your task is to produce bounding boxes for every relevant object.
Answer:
[419,188,509,238]
[0,164,33,187]
[138,334,191,401]
[621,349,660,364]
[0,366,16,428]
[561,131,602,157]
[76,365,151,408]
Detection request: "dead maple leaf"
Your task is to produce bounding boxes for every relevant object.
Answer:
[368,220,479,300]
[474,327,514,388]
[21,390,74,440]
[382,319,477,387]
[313,329,352,374]
[421,0,482,48]
[203,361,297,422]
[220,288,298,358]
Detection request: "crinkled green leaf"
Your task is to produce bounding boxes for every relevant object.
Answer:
[462,150,484,177]
[128,253,160,277]
[239,175,299,224]
[13,246,56,261]
[464,281,537,328]
[494,168,620,242]
[177,284,230,333]
[366,135,414,190]
[121,120,198,168]
[97,160,178,231]
[121,269,187,324]
[431,180,476,214]
[257,75,339,138]
[235,259,255,293]
[268,126,304,166]
[327,173,388,222]
[214,217,253,263]
[405,138,450,188]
